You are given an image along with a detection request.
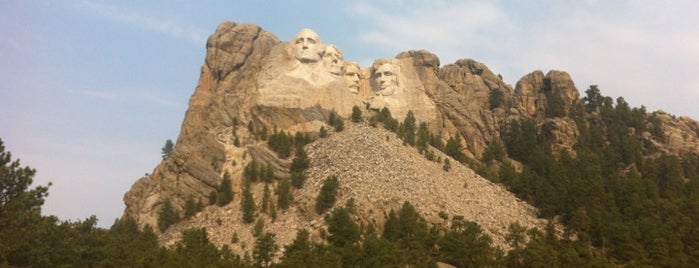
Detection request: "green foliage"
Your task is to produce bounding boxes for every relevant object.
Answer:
[373,107,400,132]
[290,145,310,173]
[437,218,497,267]
[489,88,504,110]
[328,110,345,132]
[316,175,340,213]
[244,158,260,182]
[482,138,506,163]
[583,85,603,112]
[268,129,293,158]
[416,122,430,153]
[161,139,174,160]
[216,172,234,206]
[544,89,566,117]
[0,138,51,264]
[326,207,361,247]
[157,198,179,232]
[444,133,467,163]
[319,125,328,138]
[184,195,202,219]
[253,232,279,268]
[442,158,451,172]
[241,183,256,224]
[399,110,417,146]
[253,218,265,237]
[260,183,270,214]
[351,105,363,122]
[173,228,222,267]
[290,171,306,189]
[277,178,293,210]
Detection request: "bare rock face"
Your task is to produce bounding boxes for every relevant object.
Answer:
[123,21,699,245]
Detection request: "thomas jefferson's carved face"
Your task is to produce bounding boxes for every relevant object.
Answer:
[374,63,397,90]
[343,63,360,92]
[323,46,343,75]
[293,29,321,63]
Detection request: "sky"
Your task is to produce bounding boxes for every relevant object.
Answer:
[1,0,698,227]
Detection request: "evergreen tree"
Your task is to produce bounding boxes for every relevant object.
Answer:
[326,207,361,247]
[400,110,417,146]
[260,183,270,214]
[244,158,259,181]
[253,232,279,268]
[316,176,340,213]
[217,172,234,206]
[445,133,467,163]
[290,171,306,189]
[157,198,179,232]
[184,195,200,219]
[438,220,496,267]
[319,125,328,138]
[161,139,174,160]
[241,184,256,224]
[489,88,504,110]
[0,139,51,265]
[290,145,310,173]
[351,105,363,122]
[174,228,221,267]
[416,122,430,153]
[277,178,292,210]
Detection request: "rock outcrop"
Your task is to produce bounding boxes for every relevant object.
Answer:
[123,21,699,255]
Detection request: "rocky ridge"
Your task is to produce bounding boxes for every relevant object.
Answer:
[123,20,699,256]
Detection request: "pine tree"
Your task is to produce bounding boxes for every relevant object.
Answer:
[253,232,278,268]
[416,122,430,153]
[241,184,256,224]
[316,176,340,213]
[277,178,292,210]
[260,184,270,214]
[351,105,363,122]
[158,198,180,232]
[290,171,306,189]
[326,207,360,247]
[161,139,174,160]
[217,172,234,206]
[290,145,310,173]
[0,139,51,264]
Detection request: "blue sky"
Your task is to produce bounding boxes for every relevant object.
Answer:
[2,0,698,227]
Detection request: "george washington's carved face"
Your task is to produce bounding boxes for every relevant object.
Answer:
[293,29,322,63]
[323,45,343,75]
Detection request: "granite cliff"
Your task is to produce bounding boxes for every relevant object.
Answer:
[123,21,699,254]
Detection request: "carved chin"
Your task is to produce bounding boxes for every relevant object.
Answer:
[296,53,320,62]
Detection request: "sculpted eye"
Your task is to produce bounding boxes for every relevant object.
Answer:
[295,39,303,44]
[308,38,316,44]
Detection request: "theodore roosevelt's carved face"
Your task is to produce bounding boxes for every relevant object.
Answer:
[343,62,360,93]
[293,29,322,63]
[374,63,397,91]
[323,45,343,75]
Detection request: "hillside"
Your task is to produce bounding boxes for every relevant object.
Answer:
[158,122,547,252]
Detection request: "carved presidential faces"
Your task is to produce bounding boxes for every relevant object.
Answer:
[322,45,343,75]
[343,62,361,93]
[374,62,398,96]
[293,29,322,63]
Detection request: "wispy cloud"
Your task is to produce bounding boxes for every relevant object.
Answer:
[78,0,208,44]
[76,88,180,107]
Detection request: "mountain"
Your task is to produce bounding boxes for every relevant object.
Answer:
[122,21,699,256]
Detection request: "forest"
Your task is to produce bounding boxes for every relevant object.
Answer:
[2,86,698,267]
